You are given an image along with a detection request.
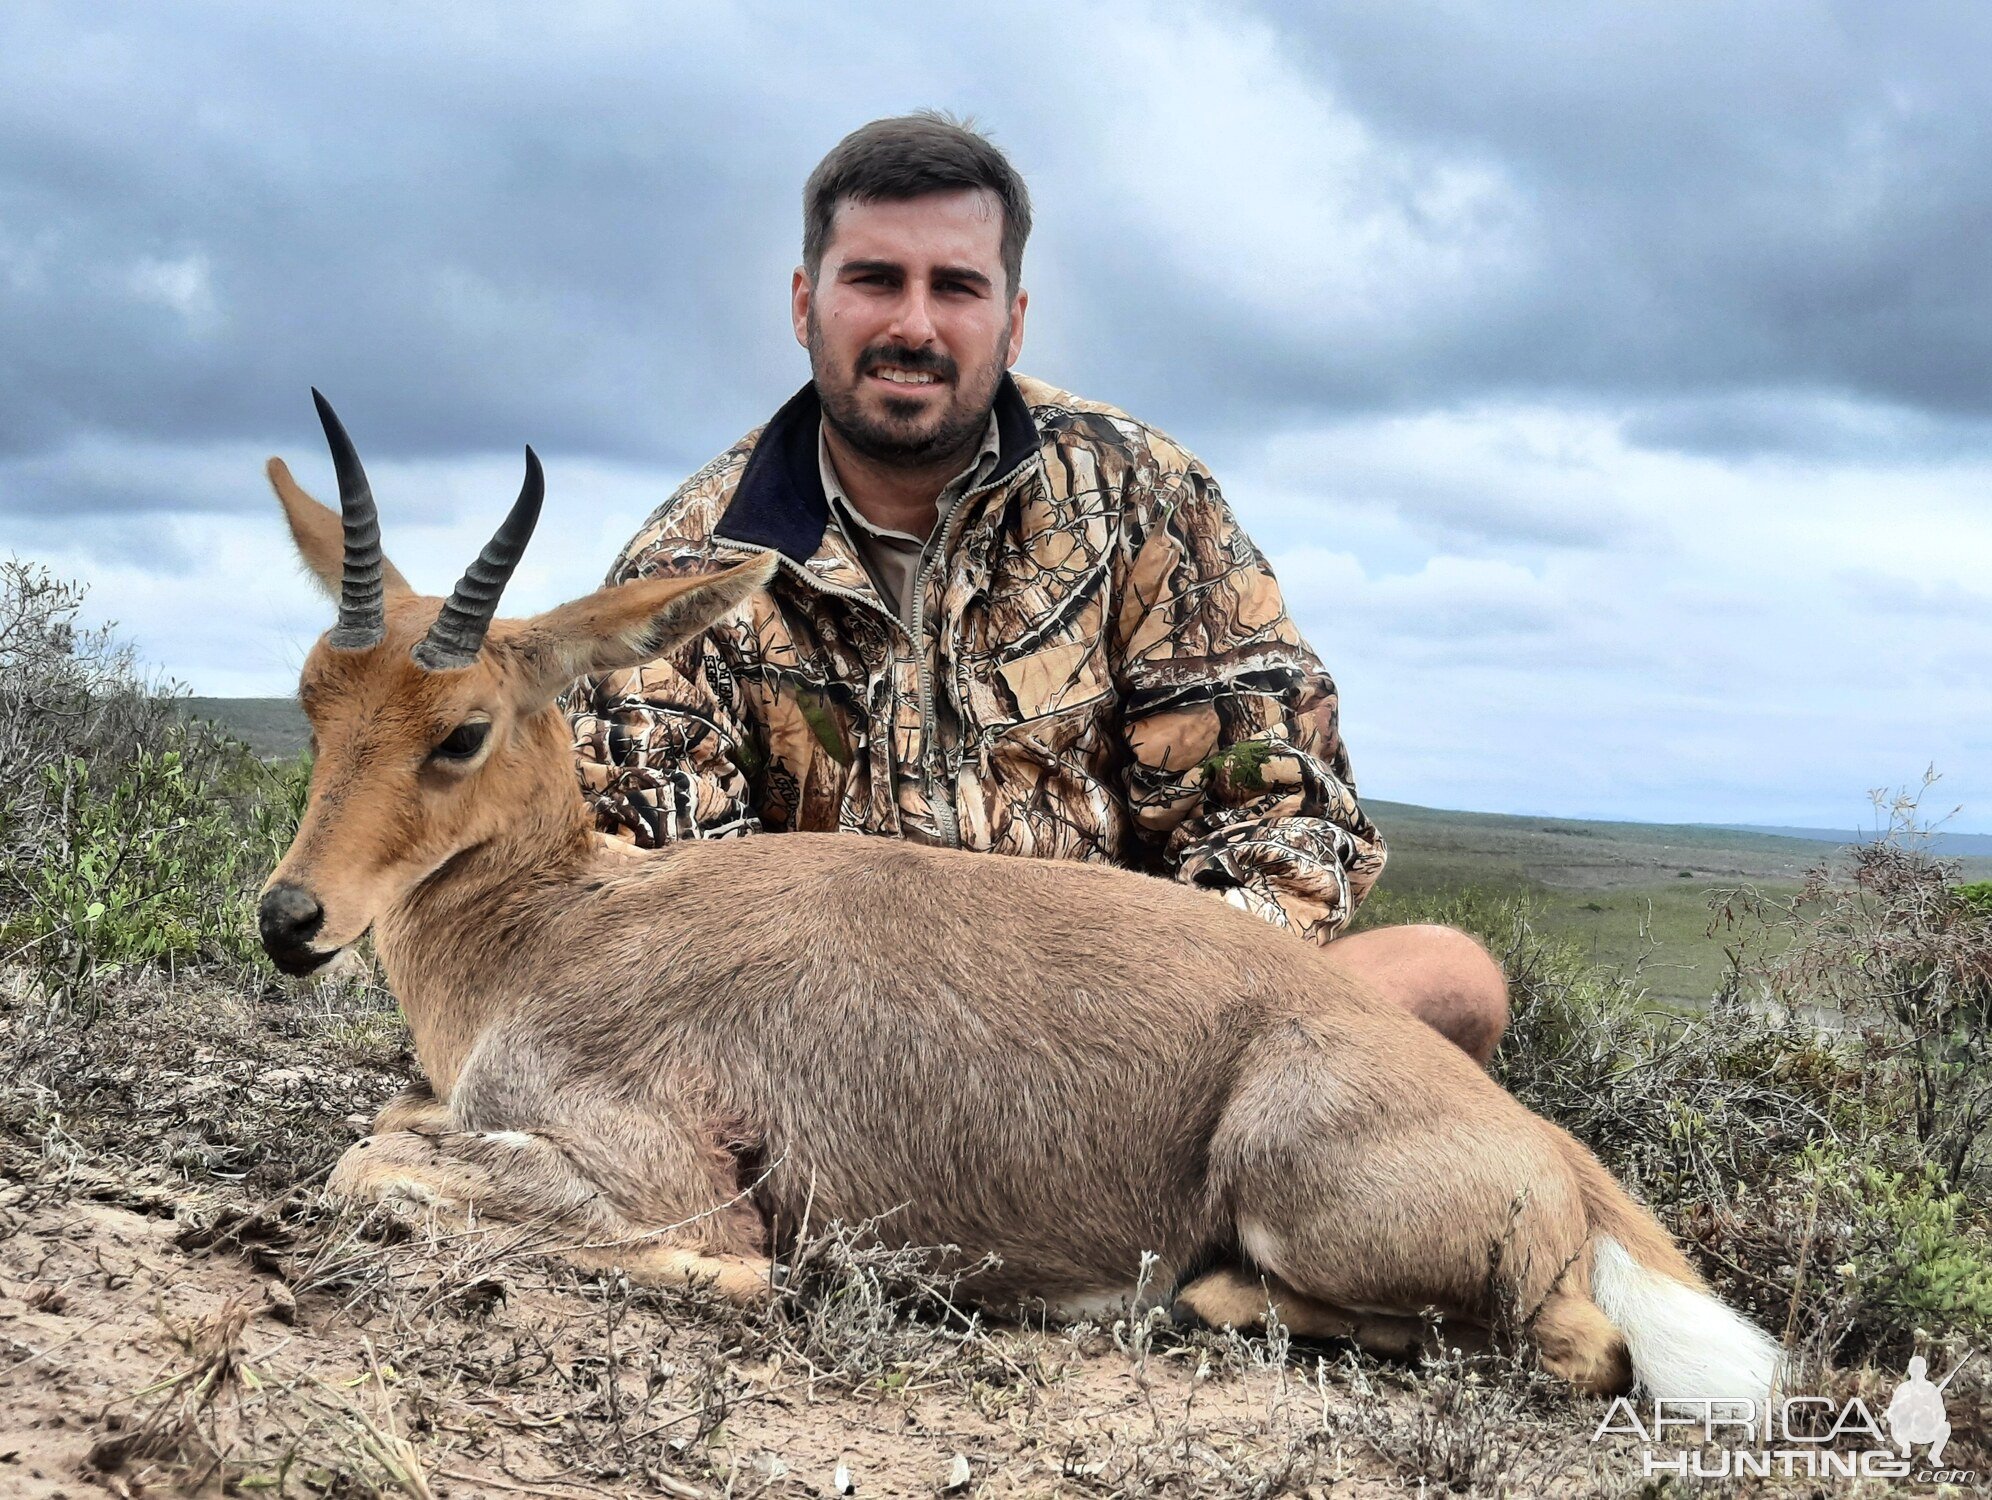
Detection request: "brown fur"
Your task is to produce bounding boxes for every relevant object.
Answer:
[261,466,1701,1393]
[268,458,413,599]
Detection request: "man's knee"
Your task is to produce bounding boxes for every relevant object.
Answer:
[1329,922,1510,1067]
[1400,923,1508,1065]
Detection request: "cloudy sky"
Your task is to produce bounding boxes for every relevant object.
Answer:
[4,1,1988,830]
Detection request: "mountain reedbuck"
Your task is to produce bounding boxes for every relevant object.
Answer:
[260,393,1783,1404]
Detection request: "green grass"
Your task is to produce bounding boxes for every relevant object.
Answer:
[1362,798,1992,1007]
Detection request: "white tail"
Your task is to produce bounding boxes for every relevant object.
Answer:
[1591,1237,1785,1403]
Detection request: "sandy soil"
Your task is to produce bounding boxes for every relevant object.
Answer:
[0,1184,1520,1498]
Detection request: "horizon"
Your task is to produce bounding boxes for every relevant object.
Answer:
[172,693,1992,849]
[5,4,1990,832]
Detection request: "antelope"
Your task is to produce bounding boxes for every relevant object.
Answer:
[259,392,1783,1404]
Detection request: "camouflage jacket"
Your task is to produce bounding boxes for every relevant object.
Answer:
[568,373,1386,943]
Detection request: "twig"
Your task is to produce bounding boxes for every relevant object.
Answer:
[435,1474,608,1500]
[0,1324,87,1375]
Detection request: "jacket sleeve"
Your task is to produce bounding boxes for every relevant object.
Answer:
[1112,458,1386,944]
[562,532,762,847]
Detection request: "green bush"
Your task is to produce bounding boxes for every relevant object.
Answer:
[1361,863,1992,1363]
[1804,1148,1992,1335]
[4,741,304,994]
[0,558,304,1000]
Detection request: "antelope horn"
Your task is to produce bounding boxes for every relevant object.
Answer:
[413,447,545,671]
[312,389,387,650]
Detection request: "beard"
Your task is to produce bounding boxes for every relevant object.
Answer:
[809,310,1007,469]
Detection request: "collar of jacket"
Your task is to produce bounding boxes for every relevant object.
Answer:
[713,372,1041,562]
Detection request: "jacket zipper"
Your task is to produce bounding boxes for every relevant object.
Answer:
[712,538,908,641]
[909,502,960,846]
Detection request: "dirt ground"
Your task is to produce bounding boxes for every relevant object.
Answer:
[0,964,1942,1498]
[0,1175,1612,1498]
[0,1191,1508,1499]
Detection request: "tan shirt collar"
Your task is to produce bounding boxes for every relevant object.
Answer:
[818,412,1003,546]
[817,413,1002,625]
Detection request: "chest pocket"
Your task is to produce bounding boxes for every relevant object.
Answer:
[996,639,1109,723]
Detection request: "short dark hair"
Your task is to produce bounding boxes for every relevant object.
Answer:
[803,112,1032,297]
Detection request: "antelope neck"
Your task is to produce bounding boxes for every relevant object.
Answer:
[372,733,601,1095]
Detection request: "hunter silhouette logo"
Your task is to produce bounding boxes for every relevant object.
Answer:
[1885,1353,1965,1467]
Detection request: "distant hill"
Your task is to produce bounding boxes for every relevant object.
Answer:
[1724,822,1992,859]
[1362,798,1992,1007]
[1364,799,1838,889]
[1365,800,1992,882]
[175,696,308,758]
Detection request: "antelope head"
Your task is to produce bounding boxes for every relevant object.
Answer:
[258,392,775,976]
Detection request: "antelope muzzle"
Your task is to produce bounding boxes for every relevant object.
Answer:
[259,881,331,975]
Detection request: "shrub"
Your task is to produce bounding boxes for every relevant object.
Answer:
[0,560,171,820]
[10,746,305,990]
[1811,1153,1992,1331]
[1714,784,1992,1190]
[1366,854,1992,1367]
[0,559,301,1001]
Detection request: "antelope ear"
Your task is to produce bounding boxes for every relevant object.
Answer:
[266,457,413,600]
[513,553,779,703]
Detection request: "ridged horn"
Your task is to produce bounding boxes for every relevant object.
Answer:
[311,389,387,650]
[413,447,545,671]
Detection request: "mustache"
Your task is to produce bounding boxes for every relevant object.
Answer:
[857,344,957,382]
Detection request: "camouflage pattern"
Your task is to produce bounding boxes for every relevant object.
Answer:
[567,374,1386,943]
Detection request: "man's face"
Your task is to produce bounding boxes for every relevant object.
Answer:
[793,187,1027,468]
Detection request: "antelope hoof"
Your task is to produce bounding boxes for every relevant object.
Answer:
[624,1247,776,1307]
[1171,1267,1273,1331]
[327,1136,463,1214]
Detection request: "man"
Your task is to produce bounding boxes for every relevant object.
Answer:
[569,114,1508,1065]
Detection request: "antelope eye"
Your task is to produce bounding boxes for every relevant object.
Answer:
[432,721,491,761]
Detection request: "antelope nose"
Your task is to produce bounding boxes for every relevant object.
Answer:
[259,882,325,959]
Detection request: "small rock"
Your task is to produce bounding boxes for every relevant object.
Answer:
[751,1452,789,1482]
[942,1452,972,1491]
[262,1281,298,1325]
[833,1460,855,1494]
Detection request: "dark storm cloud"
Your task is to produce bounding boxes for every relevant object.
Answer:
[1247,410,1640,554]
[4,2,1992,486]
[1620,393,1992,463]
[1,439,276,516]
[1232,0,1992,440]
[3,506,197,572]
[0,5,828,470]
